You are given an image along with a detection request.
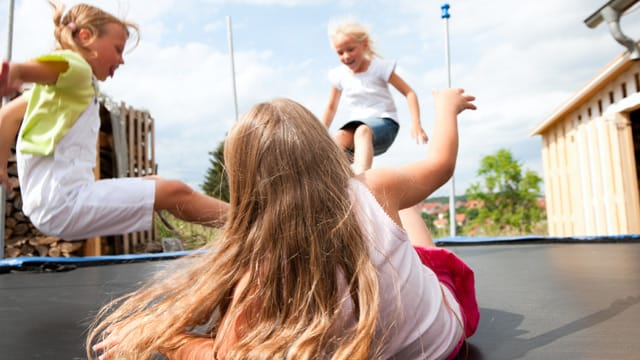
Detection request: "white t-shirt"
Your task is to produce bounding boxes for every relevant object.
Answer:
[328,58,398,121]
[349,179,463,359]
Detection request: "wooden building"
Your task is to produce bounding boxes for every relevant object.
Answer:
[531,53,640,236]
[2,95,157,257]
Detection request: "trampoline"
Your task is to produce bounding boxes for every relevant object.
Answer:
[1,236,639,359]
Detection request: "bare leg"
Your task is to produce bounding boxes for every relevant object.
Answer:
[399,205,435,248]
[152,178,228,227]
[352,124,374,174]
[333,129,354,152]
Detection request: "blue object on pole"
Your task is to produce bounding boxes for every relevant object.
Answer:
[441,3,450,19]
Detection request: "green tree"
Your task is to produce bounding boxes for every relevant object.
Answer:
[201,139,229,202]
[465,148,545,235]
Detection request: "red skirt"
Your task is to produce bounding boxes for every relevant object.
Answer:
[413,246,479,357]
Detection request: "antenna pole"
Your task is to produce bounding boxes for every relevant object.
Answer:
[441,3,456,238]
[1,0,16,258]
[226,16,239,121]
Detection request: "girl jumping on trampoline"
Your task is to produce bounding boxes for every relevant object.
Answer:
[88,88,478,360]
[321,19,429,174]
[321,19,434,245]
[0,2,228,240]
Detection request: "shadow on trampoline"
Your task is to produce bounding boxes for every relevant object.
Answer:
[464,295,640,359]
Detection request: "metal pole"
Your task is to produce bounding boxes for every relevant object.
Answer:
[5,0,14,61]
[1,0,16,258]
[441,3,456,238]
[226,16,239,122]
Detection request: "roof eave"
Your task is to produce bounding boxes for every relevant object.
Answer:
[530,51,634,136]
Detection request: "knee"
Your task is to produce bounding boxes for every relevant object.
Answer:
[353,125,372,142]
[334,130,353,149]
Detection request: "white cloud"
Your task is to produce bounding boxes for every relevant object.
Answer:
[201,0,329,6]
[4,0,640,198]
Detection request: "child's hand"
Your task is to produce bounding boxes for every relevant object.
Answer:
[410,124,429,144]
[91,323,135,360]
[0,61,10,96]
[0,61,21,97]
[433,88,476,115]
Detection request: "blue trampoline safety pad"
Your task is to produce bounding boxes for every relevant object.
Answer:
[1,236,639,359]
[0,250,191,272]
[3,235,639,272]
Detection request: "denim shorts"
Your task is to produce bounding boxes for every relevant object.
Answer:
[340,117,399,156]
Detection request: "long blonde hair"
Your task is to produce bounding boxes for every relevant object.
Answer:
[86,98,380,359]
[328,19,379,59]
[49,1,139,56]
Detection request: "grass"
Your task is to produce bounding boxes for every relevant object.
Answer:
[155,212,549,252]
[155,212,221,250]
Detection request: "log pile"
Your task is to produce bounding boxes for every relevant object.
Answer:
[3,150,84,258]
[2,97,159,258]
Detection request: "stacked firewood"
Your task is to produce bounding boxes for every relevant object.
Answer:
[3,150,84,258]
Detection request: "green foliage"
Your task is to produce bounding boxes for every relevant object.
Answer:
[421,209,465,238]
[155,212,221,250]
[201,139,229,202]
[421,212,439,235]
[155,213,176,240]
[465,148,545,235]
[427,194,468,203]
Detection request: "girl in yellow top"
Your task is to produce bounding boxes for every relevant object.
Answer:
[0,2,227,240]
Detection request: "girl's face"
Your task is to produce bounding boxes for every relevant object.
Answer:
[81,23,128,81]
[332,33,369,73]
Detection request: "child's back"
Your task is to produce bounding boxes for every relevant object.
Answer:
[87,90,477,360]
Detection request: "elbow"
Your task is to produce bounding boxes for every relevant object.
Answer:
[434,159,456,188]
[442,162,456,183]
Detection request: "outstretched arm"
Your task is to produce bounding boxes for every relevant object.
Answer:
[0,96,27,191]
[360,88,476,224]
[389,71,428,144]
[0,59,72,191]
[0,60,69,97]
[321,87,342,129]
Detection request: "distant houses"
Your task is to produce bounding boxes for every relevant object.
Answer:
[419,200,471,231]
[420,197,547,233]
[419,199,478,230]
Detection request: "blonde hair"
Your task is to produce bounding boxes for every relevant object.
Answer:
[49,1,139,56]
[328,19,379,59]
[86,98,380,359]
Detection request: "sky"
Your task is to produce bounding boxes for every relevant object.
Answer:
[2,0,640,199]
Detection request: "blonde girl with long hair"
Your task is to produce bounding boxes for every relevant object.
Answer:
[0,1,228,241]
[321,19,428,174]
[88,88,478,360]
[322,18,437,251]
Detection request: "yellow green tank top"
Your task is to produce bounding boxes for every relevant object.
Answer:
[20,49,97,156]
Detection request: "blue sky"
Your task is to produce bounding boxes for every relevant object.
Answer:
[2,0,640,198]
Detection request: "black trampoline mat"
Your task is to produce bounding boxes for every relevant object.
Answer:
[1,241,639,359]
